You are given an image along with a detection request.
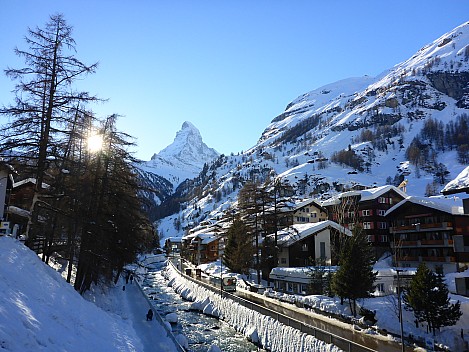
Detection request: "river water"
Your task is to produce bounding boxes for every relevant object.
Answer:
[142,263,263,352]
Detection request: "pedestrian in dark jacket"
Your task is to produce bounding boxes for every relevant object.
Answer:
[146,309,153,321]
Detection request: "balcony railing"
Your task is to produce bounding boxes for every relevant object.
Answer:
[390,222,453,232]
[392,239,454,248]
[397,256,456,263]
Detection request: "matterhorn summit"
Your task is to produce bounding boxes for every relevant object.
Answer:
[141,121,219,189]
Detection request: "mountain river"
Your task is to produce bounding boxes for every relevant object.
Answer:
[141,263,264,352]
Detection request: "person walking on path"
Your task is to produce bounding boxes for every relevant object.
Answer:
[146,309,153,321]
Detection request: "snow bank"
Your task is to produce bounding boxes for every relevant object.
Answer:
[0,236,142,352]
[162,263,341,352]
[165,312,178,324]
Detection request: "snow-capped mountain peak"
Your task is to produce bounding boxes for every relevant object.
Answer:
[141,121,219,190]
[156,121,209,161]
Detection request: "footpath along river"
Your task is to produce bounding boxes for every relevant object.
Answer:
[141,262,264,352]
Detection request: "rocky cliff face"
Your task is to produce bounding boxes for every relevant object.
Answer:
[427,72,469,107]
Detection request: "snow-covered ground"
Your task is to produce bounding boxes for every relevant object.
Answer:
[0,236,179,352]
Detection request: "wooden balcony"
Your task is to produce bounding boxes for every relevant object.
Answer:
[420,239,444,245]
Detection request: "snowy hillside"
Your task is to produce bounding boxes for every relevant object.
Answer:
[155,21,469,242]
[0,236,177,352]
[140,121,219,190]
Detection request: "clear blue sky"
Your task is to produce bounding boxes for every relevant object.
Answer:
[1,1,469,160]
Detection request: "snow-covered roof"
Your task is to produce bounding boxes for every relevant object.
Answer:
[442,166,469,195]
[198,233,220,245]
[274,220,351,247]
[320,185,407,206]
[165,237,182,243]
[282,198,325,213]
[13,178,50,189]
[181,232,197,241]
[184,231,220,245]
[270,266,338,282]
[374,267,417,278]
[385,195,465,216]
[7,206,30,218]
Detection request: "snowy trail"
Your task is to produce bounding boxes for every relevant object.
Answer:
[123,282,180,352]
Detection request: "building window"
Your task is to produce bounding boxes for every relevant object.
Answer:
[378,209,386,216]
[320,242,326,259]
[362,209,371,216]
[378,222,388,229]
[376,283,385,293]
[378,197,387,204]
[363,222,372,229]
[280,257,287,264]
[302,243,308,251]
[312,212,317,218]
[348,211,355,218]
[379,235,388,242]
[278,281,286,291]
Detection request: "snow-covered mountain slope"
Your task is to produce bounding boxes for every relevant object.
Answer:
[156,21,469,242]
[140,121,219,190]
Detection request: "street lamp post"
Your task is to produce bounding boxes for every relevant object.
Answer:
[396,269,405,352]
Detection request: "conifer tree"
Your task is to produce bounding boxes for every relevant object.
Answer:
[0,14,99,245]
[237,182,261,279]
[223,218,255,275]
[403,263,461,335]
[331,228,377,316]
